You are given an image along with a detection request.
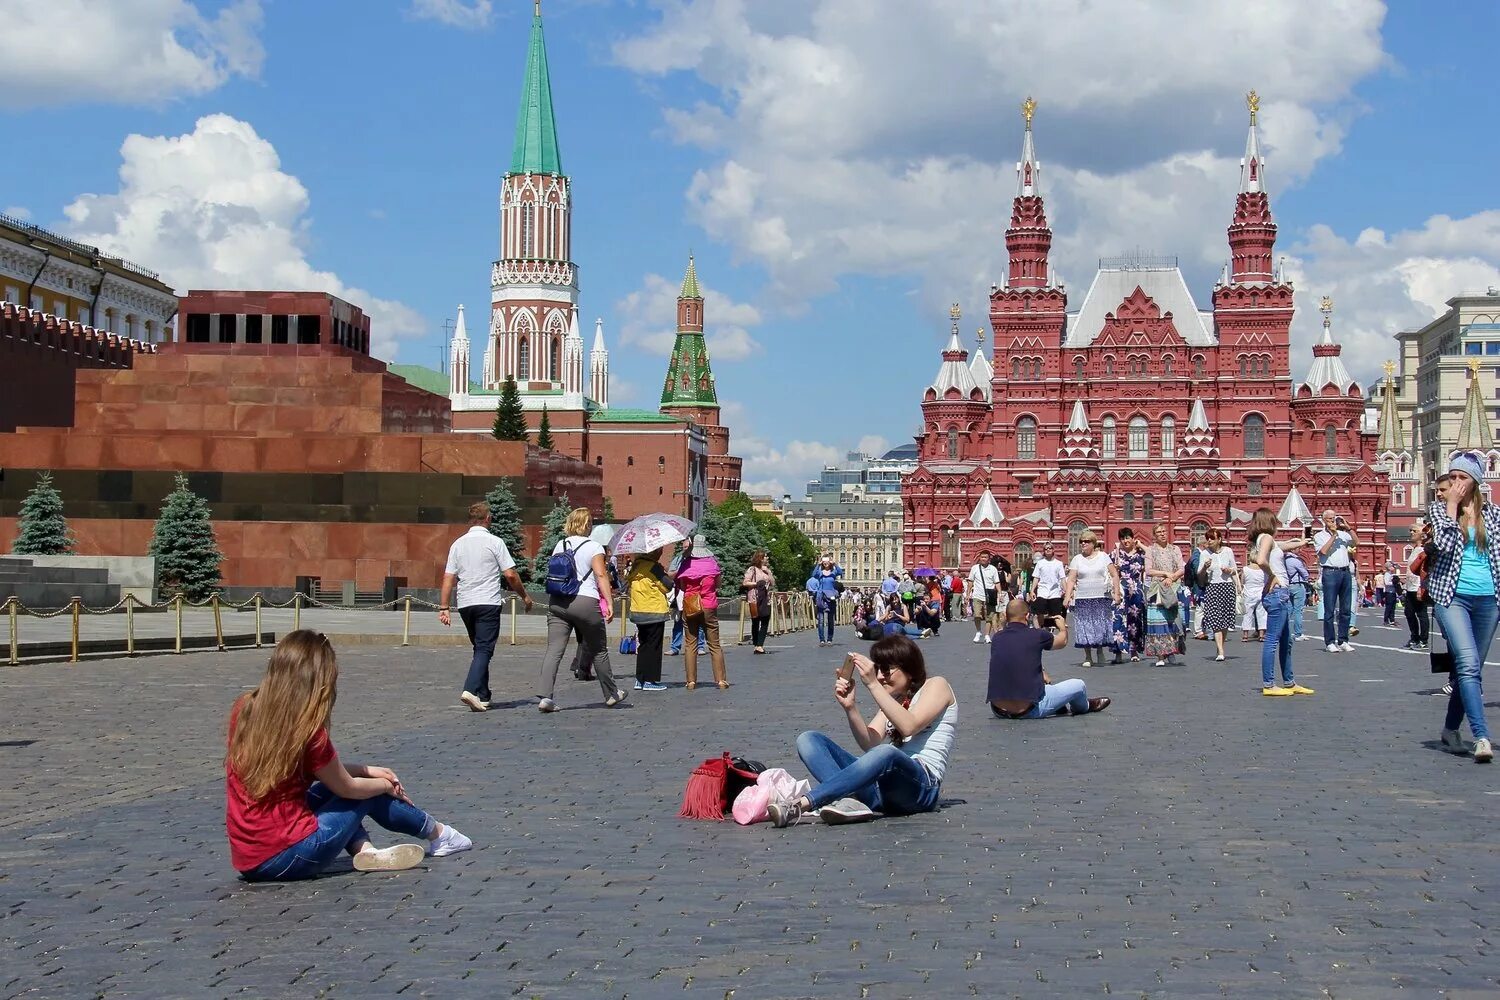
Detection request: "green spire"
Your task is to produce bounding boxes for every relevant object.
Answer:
[660,331,719,409]
[509,6,562,176]
[680,254,702,299]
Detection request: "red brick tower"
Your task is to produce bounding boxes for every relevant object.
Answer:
[660,256,743,505]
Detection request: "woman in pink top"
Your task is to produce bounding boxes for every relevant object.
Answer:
[676,535,727,690]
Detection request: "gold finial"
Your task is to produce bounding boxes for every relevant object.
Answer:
[1319,295,1333,326]
[949,302,961,336]
[976,327,986,348]
[1246,89,1260,124]
[1383,360,1396,380]
[1021,96,1036,129]
[1469,356,1483,376]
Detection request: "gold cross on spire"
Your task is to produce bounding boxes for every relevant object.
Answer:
[1246,89,1260,124]
[1021,96,1036,129]
[1383,360,1396,380]
[1469,356,1483,376]
[949,302,961,336]
[1319,295,1333,327]
[976,327,986,348]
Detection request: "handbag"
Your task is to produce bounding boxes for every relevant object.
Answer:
[618,634,637,655]
[677,753,765,821]
[683,591,703,617]
[1430,631,1455,675]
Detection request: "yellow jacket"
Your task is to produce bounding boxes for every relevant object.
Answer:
[627,558,671,617]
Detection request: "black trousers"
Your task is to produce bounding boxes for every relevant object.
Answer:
[634,620,664,683]
[750,614,770,647]
[1403,593,1429,644]
[1383,589,1400,625]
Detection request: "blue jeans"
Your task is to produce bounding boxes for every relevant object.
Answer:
[241,782,434,881]
[670,617,706,653]
[1434,594,1498,742]
[458,604,501,700]
[1288,583,1307,639]
[816,603,836,642]
[995,678,1089,718]
[1321,567,1352,644]
[1260,586,1295,687]
[796,730,940,814]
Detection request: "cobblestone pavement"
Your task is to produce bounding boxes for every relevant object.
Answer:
[2,618,1498,999]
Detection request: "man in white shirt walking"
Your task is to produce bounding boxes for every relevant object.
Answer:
[1028,542,1067,626]
[438,501,533,711]
[969,551,1002,643]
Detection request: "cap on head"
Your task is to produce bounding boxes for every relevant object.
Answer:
[1449,452,1486,486]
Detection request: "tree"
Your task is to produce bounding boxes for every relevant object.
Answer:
[149,474,223,600]
[700,494,767,599]
[532,494,572,579]
[757,511,818,593]
[492,377,527,441]
[536,404,554,450]
[484,478,527,576]
[601,495,616,523]
[12,471,74,555]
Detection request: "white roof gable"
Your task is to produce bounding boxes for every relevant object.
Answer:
[969,488,1003,527]
[1065,266,1215,348]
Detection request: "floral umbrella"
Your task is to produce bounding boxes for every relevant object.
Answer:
[608,513,697,556]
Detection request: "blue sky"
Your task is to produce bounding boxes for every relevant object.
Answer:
[3,0,1498,497]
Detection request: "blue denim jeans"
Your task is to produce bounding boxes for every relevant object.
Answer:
[670,617,707,653]
[241,782,435,881]
[458,604,501,701]
[816,603,836,643]
[1260,586,1295,687]
[1434,594,1499,742]
[1288,583,1307,639]
[1321,567,1352,645]
[796,730,940,814]
[995,678,1089,718]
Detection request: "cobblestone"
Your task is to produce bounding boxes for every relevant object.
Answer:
[1,623,1497,997]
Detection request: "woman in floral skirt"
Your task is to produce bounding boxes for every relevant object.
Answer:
[1110,528,1147,663]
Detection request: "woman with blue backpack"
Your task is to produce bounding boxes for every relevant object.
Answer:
[537,508,628,712]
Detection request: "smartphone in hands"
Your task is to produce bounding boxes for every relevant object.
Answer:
[836,653,856,682]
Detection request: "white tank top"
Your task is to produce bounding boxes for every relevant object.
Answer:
[1256,533,1289,587]
[899,685,957,783]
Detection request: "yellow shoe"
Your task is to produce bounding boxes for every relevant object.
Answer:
[1262,686,1293,696]
[1288,684,1315,695]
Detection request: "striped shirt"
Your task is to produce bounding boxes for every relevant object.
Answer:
[1425,501,1500,607]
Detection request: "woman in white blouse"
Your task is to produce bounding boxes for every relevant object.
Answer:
[1195,527,1241,662]
[1063,531,1122,668]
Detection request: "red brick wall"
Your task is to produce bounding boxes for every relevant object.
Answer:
[0,304,153,432]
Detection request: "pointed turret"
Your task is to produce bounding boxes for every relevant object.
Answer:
[589,317,609,408]
[1300,296,1359,395]
[1376,361,1405,453]
[449,304,470,396]
[1178,398,1220,466]
[970,347,991,402]
[1059,400,1099,467]
[1276,486,1313,527]
[510,4,562,176]
[1005,96,1052,289]
[1455,357,1494,452]
[969,488,1003,528]
[680,255,701,299]
[929,329,979,398]
[560,311,584,397]
[1226,90,1277,284]
[661,255,718,411]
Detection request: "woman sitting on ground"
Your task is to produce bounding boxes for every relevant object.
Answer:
[770,634,955,827]
[880,592,927,638]
[853,591,882,640]
[226,630,471,881]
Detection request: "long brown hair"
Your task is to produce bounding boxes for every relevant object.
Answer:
[1457,474,1488,550]
[228,630,339,800]
[870,634,928,743]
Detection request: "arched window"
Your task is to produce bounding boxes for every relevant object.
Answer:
[1102,416,1117,459]
[941,526,958,566]
[1142,494,1155,520]
[1011,357,1021,379]
[1017,417,1037,460]
[1013,542,1033,570]
[1191,520,1209,547]
[549,337,560,381]
[1163,355,1174,376]
[1238,356,1247,378]
[1194,355,1205,377]
[946,428,959,459]
[1068,520,1088,557]
[1128,416,1149,458]
[1074,357,1085,379]
[1123,493,1136,519]
[517,339,531,380]
[520,203,535,257]
[1324,424,1337,457]
[1160,416,1176,458]
[1033,359,1044,379]
[1104,356,1115,377]
[1244,414,1265,458]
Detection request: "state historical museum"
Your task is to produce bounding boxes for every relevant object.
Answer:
[902,96,1390,572]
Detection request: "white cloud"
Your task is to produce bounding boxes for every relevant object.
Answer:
[2,207,31,221]
[856,435,889,458]
[608,376,641,405]
[408,0,493,30]
[62,114,425,359]
[616,271,763,361]
[0,0,263,109]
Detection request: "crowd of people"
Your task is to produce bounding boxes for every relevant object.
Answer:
[223,464,1500,877]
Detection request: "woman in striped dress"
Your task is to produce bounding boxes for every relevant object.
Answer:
[1064,531,1121,668]
[1196,527,1241,662]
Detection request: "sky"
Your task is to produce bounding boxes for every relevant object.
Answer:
[3,0,1498,499]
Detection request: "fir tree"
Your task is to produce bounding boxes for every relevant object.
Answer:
[601,495,616,523]
[12,471,74,555]
[536,405,555,450]
[532,495,572,579]
[493,377,527,441]
[700,497,766,599]
[148,474,224,600]
[483,478,527,574]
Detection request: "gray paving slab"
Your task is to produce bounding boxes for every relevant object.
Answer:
[0,618,1496,998]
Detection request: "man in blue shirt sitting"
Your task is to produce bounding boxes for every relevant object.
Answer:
[988,598,1111,719]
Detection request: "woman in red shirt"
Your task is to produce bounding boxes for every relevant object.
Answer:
[226,630,471,880]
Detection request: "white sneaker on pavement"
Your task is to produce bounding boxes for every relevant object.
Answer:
[972,633,983,643]
[1475,738,1494,763]
[819,797,880,824]
[427,825,473,857]
[353,843,425,872]
[1339,642,1356,652]
[1326,643,1339,653]
[984,634,992,643]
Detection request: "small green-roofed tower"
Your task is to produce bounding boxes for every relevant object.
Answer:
[661,255,719,413]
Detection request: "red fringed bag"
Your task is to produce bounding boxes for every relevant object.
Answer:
[677,753,764,821]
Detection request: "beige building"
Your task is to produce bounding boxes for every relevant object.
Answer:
[0,214,177,341]
[1386,290,1500,498]
[784,500,904,587]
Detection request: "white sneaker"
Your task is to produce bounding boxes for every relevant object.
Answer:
[1475,738,1494,763]
[537,697,558,713]
[1326,643,1339,653]
[819,797,880,824]
[1441,729,1466,754]
[353,843,425,872]
[427,825,473,857]
[1339,642,1356,652]
[985,634,992,643]
[972,633,983,643]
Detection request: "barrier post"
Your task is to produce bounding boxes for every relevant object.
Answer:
[125,594,136,656]
[737,596,749,645]
[509,596,518,645]
[254,595,263,648]
[212,593,224,650]
[402,595,412,647]
[7,597,18,666]
[69,596,81,663]
[293,592,302,631]
[617,595,628,642]
[174,594,184,654]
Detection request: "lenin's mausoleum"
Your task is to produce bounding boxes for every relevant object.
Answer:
[903,95,1391,573]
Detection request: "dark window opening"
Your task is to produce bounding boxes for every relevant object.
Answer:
[297,314,321,345]
[271,314,289,344]
[244,314,263,343]
[218,314,237,343]
[185,313,210,343]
